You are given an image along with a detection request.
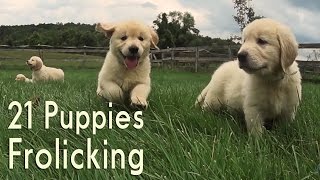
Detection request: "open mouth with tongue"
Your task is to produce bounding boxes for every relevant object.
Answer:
[123,56,139,70]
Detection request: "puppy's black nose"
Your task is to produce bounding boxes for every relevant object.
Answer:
[237,51,248,62]
[129,46,139,54]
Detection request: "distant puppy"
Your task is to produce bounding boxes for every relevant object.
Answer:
[26,56,64,83]
[196,18,301,136]
[96,20,159,108]
[15,74,32,82]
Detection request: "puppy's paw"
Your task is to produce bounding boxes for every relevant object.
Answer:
[201,103,215,112]
[130,97,148,110]
[194,100,202,109]
[96,87,103,97]
[248,126,265,137]
[97,91,103,98]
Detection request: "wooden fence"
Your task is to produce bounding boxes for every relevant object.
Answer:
[150,46,237,72]
[1,43,320,77]
[150,43,320,75]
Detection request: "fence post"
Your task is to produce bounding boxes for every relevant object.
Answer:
[161,52,164,68]
[149,51,152,61]
[195,47,199,73]
[83,45,87,56]
[38,47,44,61]
[171,48,175,69]
[228,45,232,59]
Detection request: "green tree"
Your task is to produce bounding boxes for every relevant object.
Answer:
[233,0,263,31]
[28,32,41,45]
[153,11,199,48]
[3,35,14,46]
[0,20,235,48]
[79,31,96,46]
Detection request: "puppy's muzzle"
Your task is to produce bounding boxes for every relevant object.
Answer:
[237,51,249,69]
[122,45,141,70]
[128,46,139,55]
[237,51,248,63]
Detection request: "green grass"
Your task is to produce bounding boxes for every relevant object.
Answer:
[0,69,320,179]
[0,50,104,70]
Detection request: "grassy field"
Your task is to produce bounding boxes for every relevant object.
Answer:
[0,67,320,179]
[0,50,104,70]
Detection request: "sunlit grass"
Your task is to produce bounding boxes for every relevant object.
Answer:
[0,69,319,179]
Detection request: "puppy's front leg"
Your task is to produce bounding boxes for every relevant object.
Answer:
[244,107,264,136]
[130,83,150,109]
[25,78,33,83]
[97,81,124,103]
[201,89,223,111]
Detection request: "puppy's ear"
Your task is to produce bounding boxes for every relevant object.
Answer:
[149,27,159,50]
[277,27,298,73]
[33,58,43,71]
[96,23,116,38]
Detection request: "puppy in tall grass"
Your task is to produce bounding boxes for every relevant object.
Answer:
[96,20,159,109]
[196,18,301,136]
[25,56,64,83]
[15,74,32,82]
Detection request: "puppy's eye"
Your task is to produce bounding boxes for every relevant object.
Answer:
[138,36,144,41]
[121,36,127,41]
[257,38,268,45]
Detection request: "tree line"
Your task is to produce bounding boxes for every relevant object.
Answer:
[0,23,107,47]
[0,20,234,49]
[0,1,260,49]
[0,14,238,49]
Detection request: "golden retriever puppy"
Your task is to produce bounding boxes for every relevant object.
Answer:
[15,74,32,82]
[26,56,64,83]
[96,20,159,108]
[196,18,301,136]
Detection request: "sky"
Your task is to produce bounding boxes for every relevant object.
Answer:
[0,0,319,44]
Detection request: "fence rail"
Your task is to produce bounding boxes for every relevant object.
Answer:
[1,44,320,77]
[150,46,236,72]
[149,44,320,75]
[299,43,320,48]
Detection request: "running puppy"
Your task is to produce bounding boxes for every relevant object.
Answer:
[96,20,159,108]
[196,18,301,136]
[26,56,64,83]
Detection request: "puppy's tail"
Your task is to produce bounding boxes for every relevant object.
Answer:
[195,85,209,108]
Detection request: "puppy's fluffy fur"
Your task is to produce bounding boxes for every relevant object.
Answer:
[15,74,32,82]
[26,56,64,83]
[196,18,301,135]
[96,20,159,108]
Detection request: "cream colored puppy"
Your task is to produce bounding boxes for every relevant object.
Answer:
[196,18,301,136]
[26,56,64,83]
[15,74,32,82]
[96,20,159,108]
